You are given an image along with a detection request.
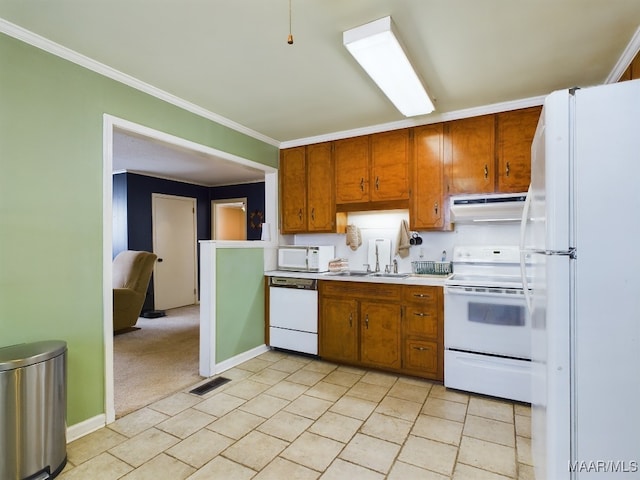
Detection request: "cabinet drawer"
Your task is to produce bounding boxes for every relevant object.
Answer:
[404,338,439,375]
[320,281,401,301]
[404,305,438,337]
[403,285,439,304]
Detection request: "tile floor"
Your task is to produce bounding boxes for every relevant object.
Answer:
[59,350,535,479]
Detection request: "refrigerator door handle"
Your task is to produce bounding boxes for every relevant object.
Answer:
[519,185,534,313]
[545,248,577,259]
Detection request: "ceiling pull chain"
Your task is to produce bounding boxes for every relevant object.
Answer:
[287,0,294,44]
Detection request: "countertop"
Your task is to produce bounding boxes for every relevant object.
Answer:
[264,270,449,287]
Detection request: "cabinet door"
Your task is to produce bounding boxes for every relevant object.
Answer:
[370,129,409,202]
[319,297,358,363]
[447,114,495,194]
[280,147,307,233]
[335,136,370,204]
[360,301,401,369]
[404,339,439,375]
[411,124,444,229]
[307,142,335,232]
[496,107,541,193]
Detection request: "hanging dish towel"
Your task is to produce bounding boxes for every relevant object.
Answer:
[346,224,362,251]
[396,219,411,258]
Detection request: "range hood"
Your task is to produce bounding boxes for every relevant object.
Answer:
[450,193,527,223]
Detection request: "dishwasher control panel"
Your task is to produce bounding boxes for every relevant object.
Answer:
[269,277,317,290]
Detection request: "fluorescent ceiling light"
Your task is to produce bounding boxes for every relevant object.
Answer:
[343,16,435,117]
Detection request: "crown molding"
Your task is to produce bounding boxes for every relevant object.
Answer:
[280,95,545,149]
[606,25,640,83]
[0,18,280,148]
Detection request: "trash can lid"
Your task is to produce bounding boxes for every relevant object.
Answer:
[0,340,67,371]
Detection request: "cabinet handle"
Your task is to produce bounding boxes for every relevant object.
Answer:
[434,202,439,215]
[360,177,365,192]
[375,176,379,190]
[413,312,432,317]
[413,293,431,298]
[365,314,369,329]
[506,161,511,177]
[413,346,431,352]
[311,208,315,221]
[298,208,303,221]
[483,164,489,179]
[349,312,353,328]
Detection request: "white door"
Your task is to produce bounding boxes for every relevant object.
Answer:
[152,194,197,310]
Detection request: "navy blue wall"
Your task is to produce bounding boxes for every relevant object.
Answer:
[210,183,265,241]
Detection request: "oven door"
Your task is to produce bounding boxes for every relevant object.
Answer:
[444,285,530,359]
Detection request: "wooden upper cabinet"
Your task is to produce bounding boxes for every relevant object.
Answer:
[411,124,444,230]
[370,129,410,202]
[335,136,370,204]
[496,106,542,193]
[306,142,335,231]
[447,114,495,194]
[280,146,306,233]
[620,51,640,81]
[280,143,335,234]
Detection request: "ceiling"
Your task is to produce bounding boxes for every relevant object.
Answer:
[2,1,640,186]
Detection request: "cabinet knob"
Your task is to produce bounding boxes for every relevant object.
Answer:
[413,312,431,317]
[506,161,511,177]
[483,164,489,179]
[434,202,439,215]
[375,176,379,190]
[365,314,369,329]
[413,346,431,352]
[360,178,365,192]
[298,208,303,221]
[311,208,315,221]
[349,312,353,328]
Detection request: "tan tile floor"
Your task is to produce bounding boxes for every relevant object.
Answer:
[59,350,535,479]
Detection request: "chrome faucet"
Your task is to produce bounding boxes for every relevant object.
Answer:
[393,259,398,273]
[374,244,380,272]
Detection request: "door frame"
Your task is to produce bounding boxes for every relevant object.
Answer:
[211,197,248,240]
[103,114,277,424]
[152,193,198,309]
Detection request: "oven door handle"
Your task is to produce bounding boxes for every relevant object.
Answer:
[444,285,524,297]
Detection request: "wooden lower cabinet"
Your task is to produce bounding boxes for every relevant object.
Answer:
[319,296,358,363]
[402,285,443,381]
[319,281,443,381]
[360,301,401,370]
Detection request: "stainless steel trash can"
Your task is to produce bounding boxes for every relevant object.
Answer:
[0,340,67,480]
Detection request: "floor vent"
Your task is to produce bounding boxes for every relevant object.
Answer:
[189,377,231,396]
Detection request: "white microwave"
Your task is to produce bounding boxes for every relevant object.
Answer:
[277,246,335,272]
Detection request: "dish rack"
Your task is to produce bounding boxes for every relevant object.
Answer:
[411,260,452,276]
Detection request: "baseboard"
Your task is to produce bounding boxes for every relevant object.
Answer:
[214,344,270,374]
[67,414,106,443]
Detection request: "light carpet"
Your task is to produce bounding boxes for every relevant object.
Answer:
[113,304,202,418]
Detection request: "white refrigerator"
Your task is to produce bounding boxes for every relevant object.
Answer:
[521,79,640,479]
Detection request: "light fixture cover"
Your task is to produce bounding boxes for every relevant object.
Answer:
[343,16,434,117]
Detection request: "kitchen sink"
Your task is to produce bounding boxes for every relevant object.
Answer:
[368,272,410,278]
[324,270,370,277]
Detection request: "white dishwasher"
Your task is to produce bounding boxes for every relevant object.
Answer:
[268,276,318,355]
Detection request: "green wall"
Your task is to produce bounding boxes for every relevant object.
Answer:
[0,32,278,425]
[215,248,265,362]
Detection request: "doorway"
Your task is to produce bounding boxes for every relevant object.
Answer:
[212,197,247,240]
[103,114,277,424]
[152,193,198,310]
